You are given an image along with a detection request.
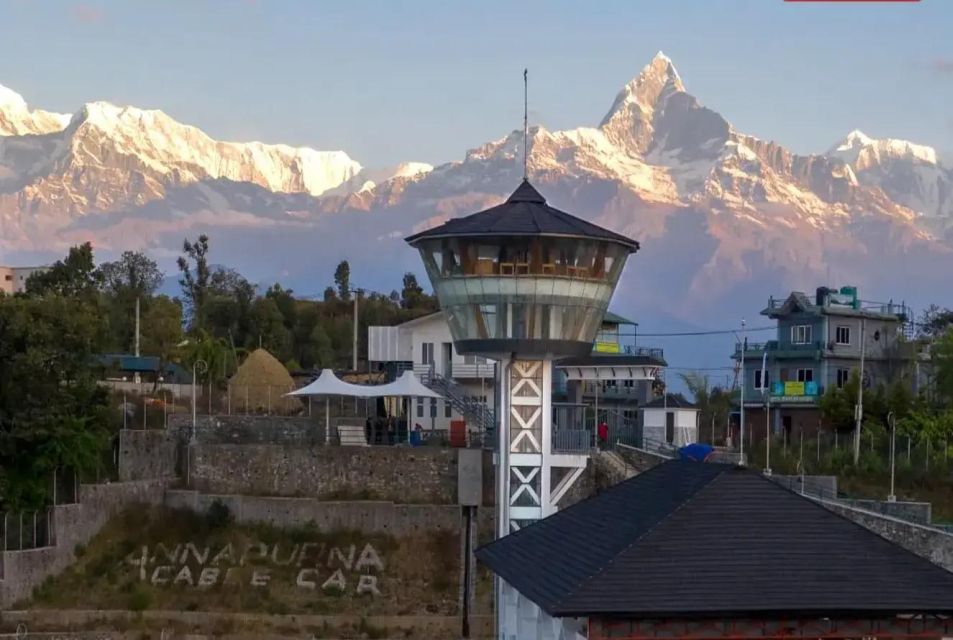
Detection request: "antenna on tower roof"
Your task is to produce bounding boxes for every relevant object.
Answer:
[523,68,528,181]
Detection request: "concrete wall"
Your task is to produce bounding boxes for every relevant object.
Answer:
[117,429,178,482]
[0,480,167,608]
[818,498,953,573]
[188,444,461,504]
[165,490,484,536]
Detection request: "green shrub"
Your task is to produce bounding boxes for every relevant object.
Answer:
[205,499,232,530]
[127,586,152,612]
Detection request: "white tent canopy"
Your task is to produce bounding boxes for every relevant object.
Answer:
[288,369,375,398]
[288,369,442,399]
[285,369,443,445]
[370,370,443,399]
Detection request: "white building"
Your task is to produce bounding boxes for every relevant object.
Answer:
[368,312,496,431]
[640,393,699,448]
[0,265,48,295]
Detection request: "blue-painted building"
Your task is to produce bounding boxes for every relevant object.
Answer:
[733,286,913,439]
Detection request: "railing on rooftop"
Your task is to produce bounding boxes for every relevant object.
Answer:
[734,340,825,356]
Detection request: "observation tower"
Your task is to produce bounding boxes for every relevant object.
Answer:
[406,179,639,533]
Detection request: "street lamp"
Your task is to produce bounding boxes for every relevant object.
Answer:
[191,359,208,444]
[887,411,897,503]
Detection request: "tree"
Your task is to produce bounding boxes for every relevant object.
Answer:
[265,283,297,330]
[934,328,953,406]
[25,242,102,298]
[99,251,165,353]
[249,297,293,363]
[99,251,163,298]
[819,371,860,433]
[401,272,425,310]
[177,235,211,330]
[917,305,953,341]
[0,295,111,509]
[334,261,351,301]
[140,296,185,389]
[323,287,337,302]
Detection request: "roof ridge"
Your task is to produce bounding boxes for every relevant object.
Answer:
[550,462,727,611]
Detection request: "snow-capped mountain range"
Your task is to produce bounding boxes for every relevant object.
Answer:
[1,52,951,329]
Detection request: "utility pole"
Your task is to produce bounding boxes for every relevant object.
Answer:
[740,318,746,464]
[353,294,359,372]
[133,296,141,385]
[853,317,866,464]
[762,349,771,475]
[887,411,897,502]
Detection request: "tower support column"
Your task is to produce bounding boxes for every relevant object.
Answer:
[499,358,553,533]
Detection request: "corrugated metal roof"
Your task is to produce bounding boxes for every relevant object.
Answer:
[476,460,953,618]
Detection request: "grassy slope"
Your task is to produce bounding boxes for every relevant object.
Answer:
[26,505,492,617]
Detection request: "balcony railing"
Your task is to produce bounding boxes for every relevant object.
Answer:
[734,340,824,357]
[625,345,664,359]
[552,429,593,454]
[447,363,496,379]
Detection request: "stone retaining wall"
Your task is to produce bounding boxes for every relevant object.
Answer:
[117,429,177,482]
[188,444,462,503]
[168,414,320,445]
[0,480,168,609]
[817,498,953,572]
[839,499,932,525]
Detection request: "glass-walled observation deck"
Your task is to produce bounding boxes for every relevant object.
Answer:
[414,235,631,357]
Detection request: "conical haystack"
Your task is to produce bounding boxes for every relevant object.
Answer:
[228,348,302,415]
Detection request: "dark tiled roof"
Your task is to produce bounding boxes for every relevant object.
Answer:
[476,460,953,618]
[602,310,637,326]
[642,393,696,409]
[405,180,639,250]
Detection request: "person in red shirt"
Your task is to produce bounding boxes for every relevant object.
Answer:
[597,421,609,450]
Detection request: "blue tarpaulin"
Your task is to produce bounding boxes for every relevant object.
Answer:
[678,443,714,462]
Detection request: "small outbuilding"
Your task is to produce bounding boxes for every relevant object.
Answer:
[640,393,698,447]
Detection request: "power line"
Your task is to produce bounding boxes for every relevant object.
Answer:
[637,326,775,337]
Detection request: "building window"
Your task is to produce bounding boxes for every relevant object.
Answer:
[3,275,11,281]
[416,401,423,418]
[421,342,434,365]
[797,368,814,383]
[791,325,813,344]
[623,379,634,389]
[835,326,851,345]
[430,398,437,417]
[836,368,851,389]
[754,369,770,390]
[445,400,452,418]
[463,355,487,365]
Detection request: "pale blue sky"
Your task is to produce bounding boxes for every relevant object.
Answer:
[2,0,951,168]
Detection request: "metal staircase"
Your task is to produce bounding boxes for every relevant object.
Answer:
[420,367,496,436]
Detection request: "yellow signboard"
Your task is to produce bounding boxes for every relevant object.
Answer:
[784,381,805,397]
[594,341,621,354]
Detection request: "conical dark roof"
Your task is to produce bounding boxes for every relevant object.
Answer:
[405,180,639,250]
